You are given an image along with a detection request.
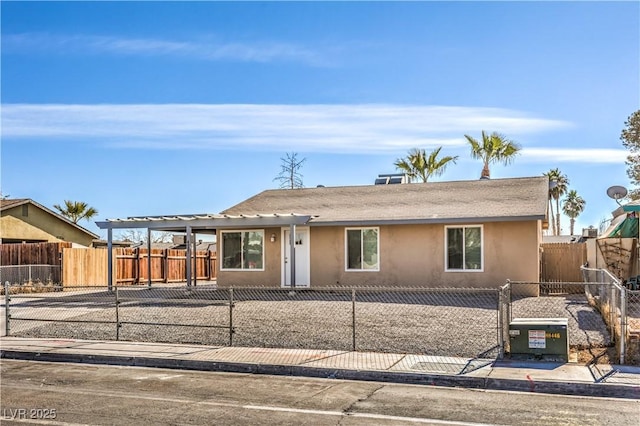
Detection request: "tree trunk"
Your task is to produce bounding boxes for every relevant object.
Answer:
[481,162,490,179]
[548,199,557,236]
[570,218,575,235]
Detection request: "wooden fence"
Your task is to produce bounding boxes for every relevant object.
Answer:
[0,242,70,266]
[540,242,587,283]
[115,248,217,284]
[62,248,115,286]
[62,247,217,287]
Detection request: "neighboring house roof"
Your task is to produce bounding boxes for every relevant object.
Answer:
[221,176,550,226]
[0,198,29,211]
[164,242,217,251]
[92,239,136,248]
[92,239,216,251]
[1,198,100,239]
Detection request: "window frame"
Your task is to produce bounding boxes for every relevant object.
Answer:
[344,227,380,272]
[220,229,265,272]
[444,224,484,272]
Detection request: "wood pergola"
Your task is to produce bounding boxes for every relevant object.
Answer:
[96,213,313,290]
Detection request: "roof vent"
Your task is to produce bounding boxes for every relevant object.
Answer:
[375,173,408,185]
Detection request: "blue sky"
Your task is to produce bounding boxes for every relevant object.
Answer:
[1,1,638,238]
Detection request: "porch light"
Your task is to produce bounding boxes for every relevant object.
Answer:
[270,233,276,243]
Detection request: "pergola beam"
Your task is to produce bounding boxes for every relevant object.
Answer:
[96,214,312,231]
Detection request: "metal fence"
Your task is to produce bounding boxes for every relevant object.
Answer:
[4,277,637,365]
[3,284,502,362]
[0,265,62,287]
[581,267,640,365]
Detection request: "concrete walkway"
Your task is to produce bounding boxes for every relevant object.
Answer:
[1,336,639,399]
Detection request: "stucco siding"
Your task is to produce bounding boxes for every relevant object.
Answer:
[217,221,541,289]
[1,215,58,242]
[309,221,539,288]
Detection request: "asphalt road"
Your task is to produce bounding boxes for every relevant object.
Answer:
[1,360,638,425]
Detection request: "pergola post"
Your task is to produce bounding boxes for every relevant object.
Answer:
[193,231,197,287]
[107,228,113,292]
[147,228,152,288]
[186,225,192,287]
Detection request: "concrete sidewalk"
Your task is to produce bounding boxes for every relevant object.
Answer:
[1,337,639,399]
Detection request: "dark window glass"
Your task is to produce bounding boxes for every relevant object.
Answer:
[347,229,362,270]
[447,227,463,269]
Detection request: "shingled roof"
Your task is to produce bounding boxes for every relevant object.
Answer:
[1,198,99,238]
[0,198,30,211]
[221,176,549,226]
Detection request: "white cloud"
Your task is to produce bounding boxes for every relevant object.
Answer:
[2,33,325,65]
[521,148,627,164]
[2,103,572,154]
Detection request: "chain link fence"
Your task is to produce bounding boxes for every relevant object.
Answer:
[3,283,501,362]
[628,290,640,364]
[6,276,637,365]
[0,265,61,288]
[581,266,640,365]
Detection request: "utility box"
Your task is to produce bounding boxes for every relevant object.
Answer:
[509,318,569,362]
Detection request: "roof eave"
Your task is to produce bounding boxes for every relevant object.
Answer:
[306,215,547,227]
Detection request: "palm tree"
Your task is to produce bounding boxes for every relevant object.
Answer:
[394,147,458,183]
[53,200,99,224]
[544,168,569,235]
[543,169,558,235]
[562,190,586,235]
[464,131,521,179]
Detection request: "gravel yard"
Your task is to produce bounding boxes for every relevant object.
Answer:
[8,287,612,361]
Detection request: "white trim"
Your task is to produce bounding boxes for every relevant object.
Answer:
[344,227,380,272]
[444,224,484,272]
[220,229,265,272]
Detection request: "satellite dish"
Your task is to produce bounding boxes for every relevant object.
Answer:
[606,185,628,205]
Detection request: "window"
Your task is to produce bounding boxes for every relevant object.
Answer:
[446,225,483,271]
[346,228,379,271]
[221,230,264,270]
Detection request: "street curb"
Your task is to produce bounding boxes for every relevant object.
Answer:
[2,349,638,400]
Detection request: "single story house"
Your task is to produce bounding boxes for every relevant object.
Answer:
[1,198,99,247]
[96,176,549,290]
[216,176,549,288]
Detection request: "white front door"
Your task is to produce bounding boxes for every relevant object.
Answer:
[282,227,310,287]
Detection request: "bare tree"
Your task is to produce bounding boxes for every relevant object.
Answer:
[116,230,173,244]
[274,152,306,189]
